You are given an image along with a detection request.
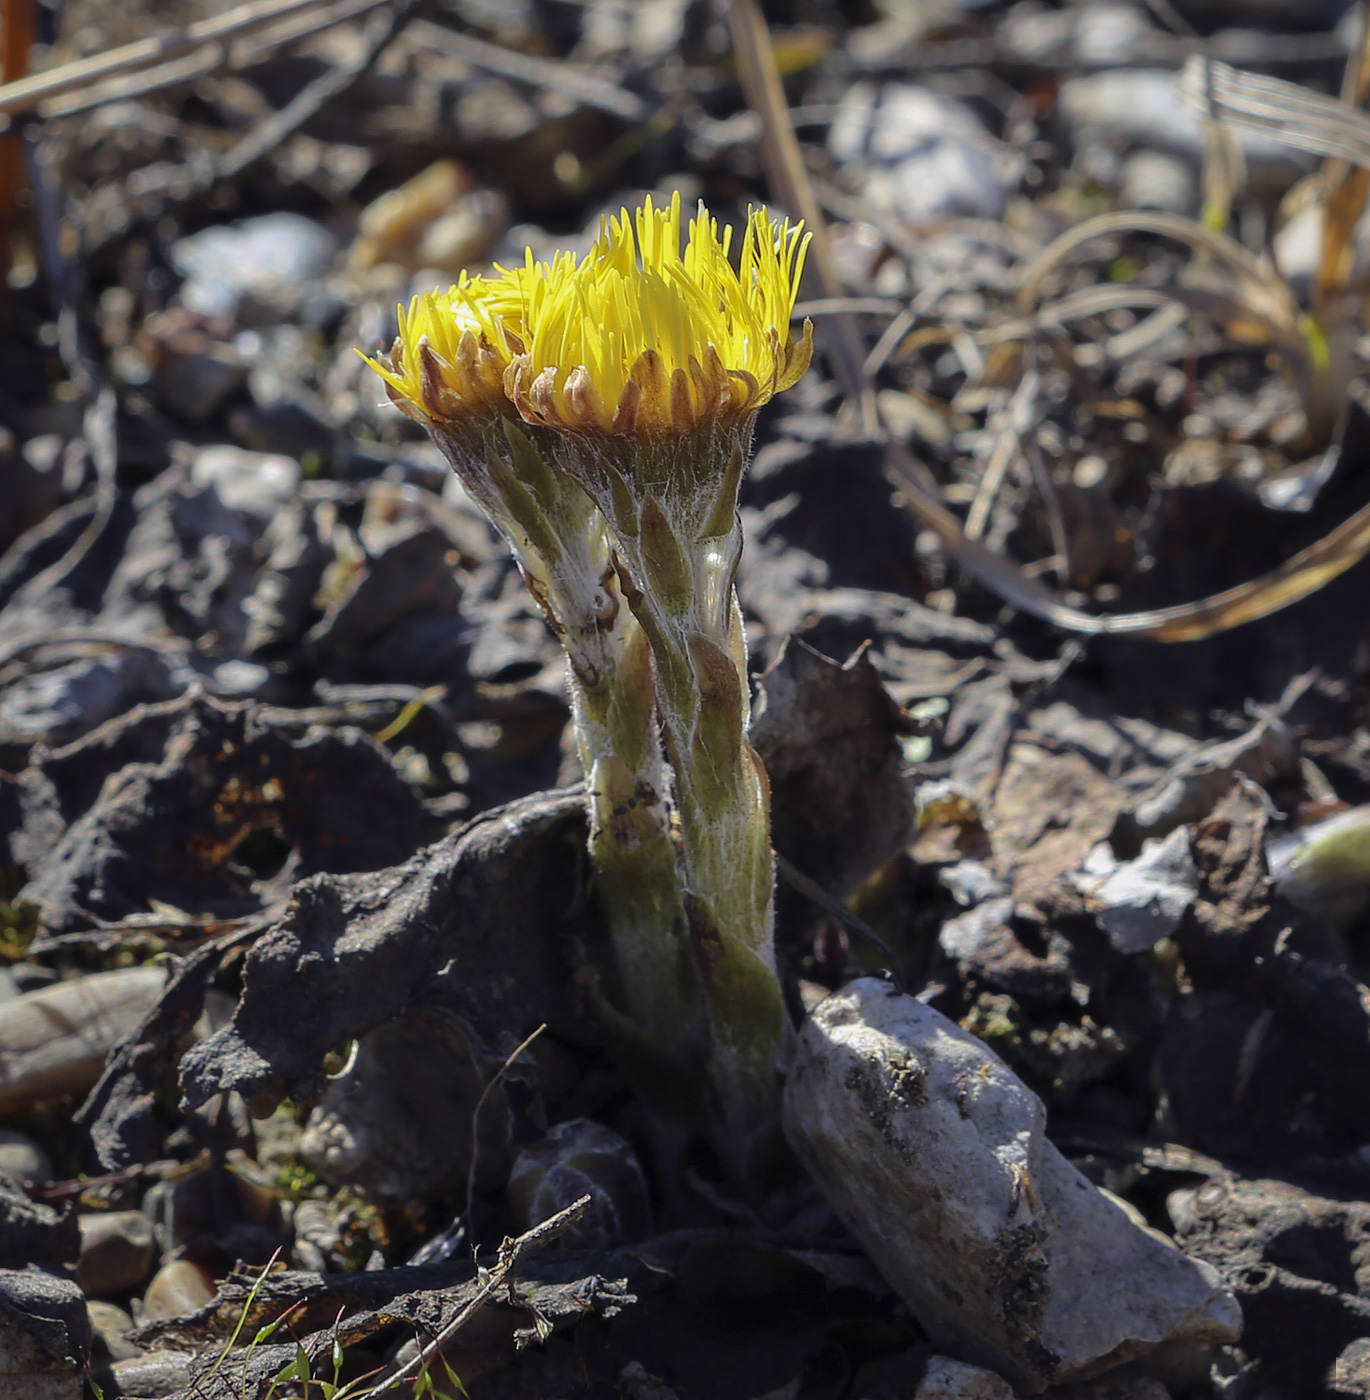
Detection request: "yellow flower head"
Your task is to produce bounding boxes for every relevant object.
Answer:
[363,263,545,426]
[508,193,813,435]
[367,193,812,437]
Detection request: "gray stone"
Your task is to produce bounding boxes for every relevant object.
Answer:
[854,1346,1018,1400]
[189,445,300,519]
[77,1211,157,1299]
[829,82,1008,223]
[1073,828,1198,955]
[0,969,169,1116]
[1117,151,1196,215]
[1333,1338,1370,1398]
[918,1355,1017,1400]
[0,1129,53,1185]
[1058,69,1312,196]
[85,1300,140,1362]
[783,980,1241,1393]
[172,213,337,319]
[0,1267,89,1400]
[95,1351,194,1398]
[0,650,180,749]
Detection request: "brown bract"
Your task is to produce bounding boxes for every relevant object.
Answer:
[504,326,813,439]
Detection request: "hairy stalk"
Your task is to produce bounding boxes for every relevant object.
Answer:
[427,418,698,1084]
[364,193,812,1190]
[552,420,788,1188]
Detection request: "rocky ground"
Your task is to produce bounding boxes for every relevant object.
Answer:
[1,0,1370,1397]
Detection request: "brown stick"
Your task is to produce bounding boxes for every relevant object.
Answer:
[0,0,34,281]
[0,0,376,118]
[726,0,875,429]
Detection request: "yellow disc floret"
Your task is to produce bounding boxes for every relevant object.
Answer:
[366,193,812,436]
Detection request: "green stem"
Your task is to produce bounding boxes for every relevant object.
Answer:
[429,422,698,1088]
[567,426,789,1190]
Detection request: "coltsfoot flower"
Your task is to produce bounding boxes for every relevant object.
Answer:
[506,193,813,436]
[364,264,542,426]
[366,192,812,438]
[361,191,814,1192]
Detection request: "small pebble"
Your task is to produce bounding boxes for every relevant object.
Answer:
[352,159,486,271]
[916,1354,1016,1400]
[508,1118,651,1248]
[1332,1337,1370,1397]
[99,1351,195,1399]
[140,1259,216,1322]
[292,1198,342,1273]
[190,445,300,518]
[1057,68,1308,195]
[414,188,509,273]
[0,968,168,1115]
[78,1211,158,1299]
[829,81,1008,223]
[1117,150,1195,215]
[172,213,337,318]
[86,1299,140,1362]
[0,1128,53,1185]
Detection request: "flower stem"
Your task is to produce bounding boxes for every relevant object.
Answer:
[559,427,790,1189]
[431,423,698,1090]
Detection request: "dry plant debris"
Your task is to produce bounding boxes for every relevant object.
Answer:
[0,0,1369,1396]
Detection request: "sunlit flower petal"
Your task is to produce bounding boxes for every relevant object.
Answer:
[366,193,812,437]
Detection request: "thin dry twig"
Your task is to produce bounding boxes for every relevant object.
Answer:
[886,436,1370,641]
[111,0,417,215]
[1177,53,1370,171]
[407,18,651,122]
[464,1024,547,1238]
[727,0,875,428]
[219,0,416,184]
[42,0,384,120]
[0,0,372,118]
[1023,440,1072,587]
[384,1193,591,1395]
[965,369,1041,542]
[793,296,903,318]
[1016,208,1290,321]
[0,627,189,671]
[864,267,960,378]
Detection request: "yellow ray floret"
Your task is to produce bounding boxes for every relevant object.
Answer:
[366,193,813,436]
[508,193,813,434]
[362,262,547,424]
